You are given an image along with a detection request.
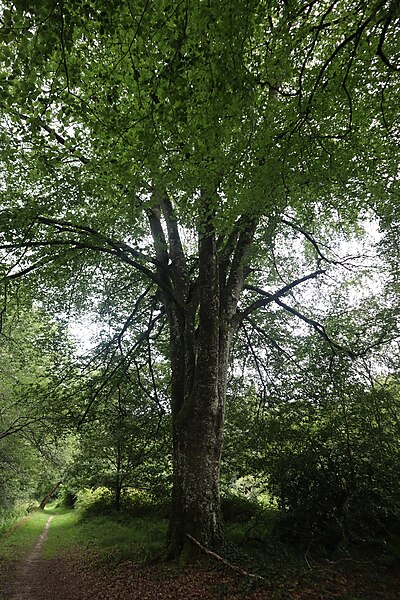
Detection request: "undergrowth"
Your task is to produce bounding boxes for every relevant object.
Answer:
[71,486,169,520]
[0,500,39,534]
[43,501,168,564]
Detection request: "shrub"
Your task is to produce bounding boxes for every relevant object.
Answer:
[221,493,260,523]
[75,487,169,519]
[75,487,116,518]
[0,500,39,533]
[262,390,400,549]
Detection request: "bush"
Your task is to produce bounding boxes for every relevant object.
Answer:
[75,487,169,519]
[0,500,39,533]
[261,389,400,549]
[75,487,117,518]
[221,493,260,523]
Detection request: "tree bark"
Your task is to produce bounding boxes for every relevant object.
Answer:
[39,480,62,510]
[167,228,225,560]
[149,193,256,561]
[167,385,225,561]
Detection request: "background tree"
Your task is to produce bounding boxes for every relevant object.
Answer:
[0,301,74,525]
[69,365,170,511]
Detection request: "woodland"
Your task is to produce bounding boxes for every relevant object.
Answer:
[0,0,400,596]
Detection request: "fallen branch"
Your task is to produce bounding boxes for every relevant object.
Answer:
[185,534,266,581]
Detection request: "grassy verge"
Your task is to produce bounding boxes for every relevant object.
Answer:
[42,506,168,564]
[0,509,52,561]
[0,501,169,565]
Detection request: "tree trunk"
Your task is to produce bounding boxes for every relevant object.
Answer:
[115,482,122,512]
[166,224,226,560]
[167,386,224,561]
[166,325,236,560]
[39,481,62,510]
[149,193,256,561]
[115,439,123,511]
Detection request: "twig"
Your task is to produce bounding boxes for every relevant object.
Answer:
[185,534,266,581]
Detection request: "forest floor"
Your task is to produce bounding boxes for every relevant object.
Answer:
[0,507,399,600]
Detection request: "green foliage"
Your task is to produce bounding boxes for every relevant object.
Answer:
[75,487,116,517]
[75,486,169,520]
[222,328,400,553]
[0,303,76,521]
[260,381,400,548]
[221,493,261,524]
[0,436,40,515]
[66,362,172,509]
[0,0,398,244]
[0,499,38,534]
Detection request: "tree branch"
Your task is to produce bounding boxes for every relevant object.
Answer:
[377,10,400,72]
[2,217,182,308]
[273,296,347,355]
[0,416,42,441]
[240,269,325,321]
[36,216,162,267]
[77,307,166,427]
[186,534,266,580]
[159,193,189,303]
[224,218,258,303]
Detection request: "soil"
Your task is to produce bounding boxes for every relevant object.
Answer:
[11,516,54,599]
[1,551,269,599]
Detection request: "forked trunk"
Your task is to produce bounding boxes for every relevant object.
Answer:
[148,193,256,561]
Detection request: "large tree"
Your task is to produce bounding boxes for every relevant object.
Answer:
[0,1,398,558]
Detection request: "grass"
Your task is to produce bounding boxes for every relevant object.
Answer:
[0,508,51,561]
[0,503,168,565]
[42,505,168,564]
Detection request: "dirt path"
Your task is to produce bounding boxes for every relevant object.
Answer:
[11,516,54,600]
